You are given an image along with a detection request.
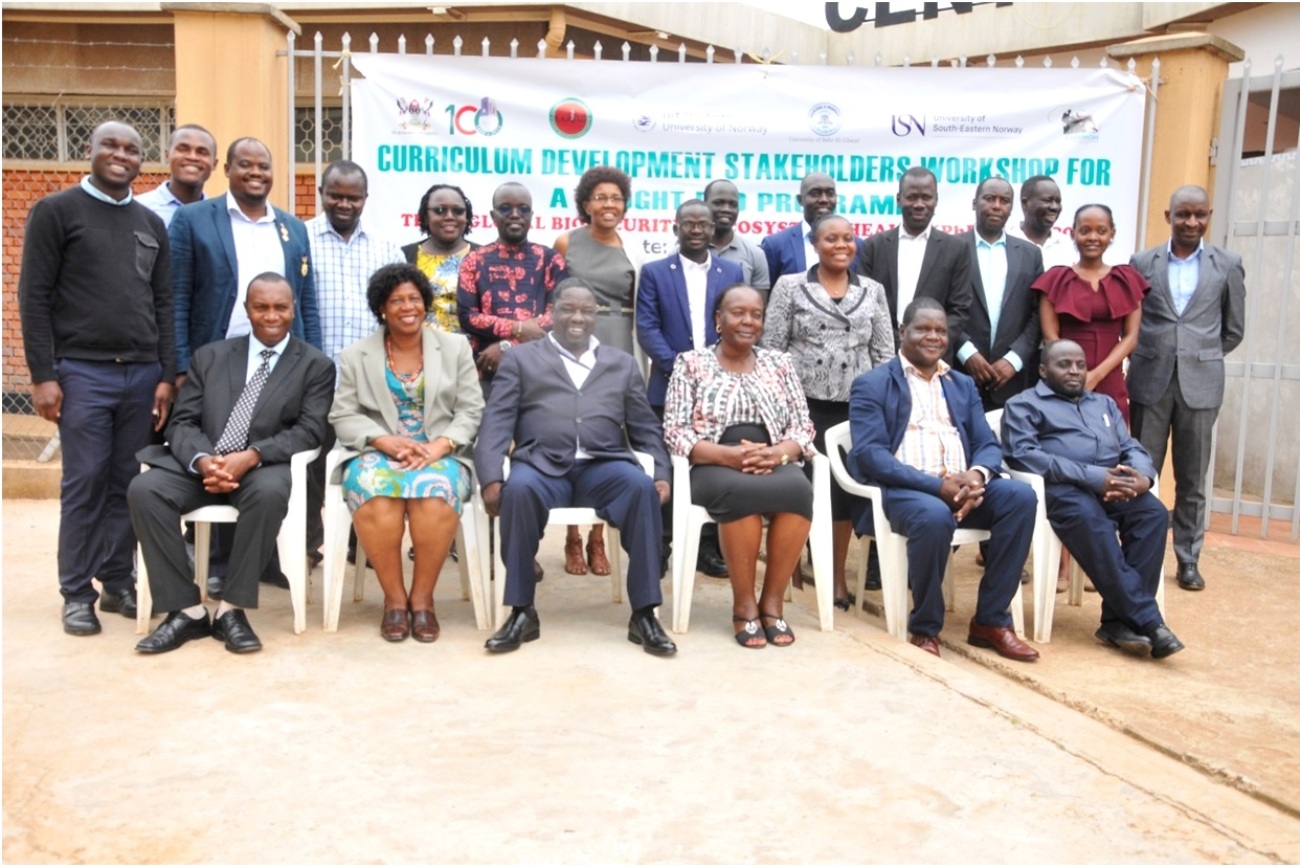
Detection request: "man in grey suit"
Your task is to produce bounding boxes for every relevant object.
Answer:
[129,275,335,654]
[476,280,676,656]
[1129,185,1246,591]
[955,177,1046,410]
[855,166,972,356]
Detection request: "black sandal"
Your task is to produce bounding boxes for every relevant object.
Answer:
[833,593,856,612]
[760,611,796,647]
[732,614,766,649]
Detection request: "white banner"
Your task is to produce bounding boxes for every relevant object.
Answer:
[351,55,1146,259]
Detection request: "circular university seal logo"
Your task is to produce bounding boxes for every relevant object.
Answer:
[809,102,842,137]
[550,98,593,139]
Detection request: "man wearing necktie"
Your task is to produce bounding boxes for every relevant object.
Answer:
[129,275,335,654]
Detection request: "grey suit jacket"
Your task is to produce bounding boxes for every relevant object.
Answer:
[139,335,336,474]
[1128,242,1245,410]
[329,326,484,462]
[474,337,669,487]
[854,225,973,353]
[955,230,1045,405]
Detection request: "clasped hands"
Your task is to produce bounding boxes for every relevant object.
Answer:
[721,439,789,475]
[196,450,260,494]
[373,435,452,471]
[939,469,986,521]
[1101,465,1150,502]
[964,353,1016,391]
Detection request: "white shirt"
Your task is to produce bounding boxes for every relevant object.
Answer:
[245,332,289,381]
[226,199,285,338]
[1008,225,1076,270]
[801,219,817,273]
[549,333,600,460]
[895,224,931,324]
[680,254,712,350]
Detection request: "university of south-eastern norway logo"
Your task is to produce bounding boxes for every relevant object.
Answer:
[550,98,593,139]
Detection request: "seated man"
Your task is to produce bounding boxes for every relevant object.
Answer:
[848,297,1039,661]
[1001,340,1184,659]
[476,279,676,656]
[129,274,335,654]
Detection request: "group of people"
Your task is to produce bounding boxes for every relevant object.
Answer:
[19,118,1244,663]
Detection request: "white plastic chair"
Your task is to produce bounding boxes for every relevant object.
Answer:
[135,446,321,636]
[321,447,491,631]
[669,452,834,634]
[490,451,656,629]
[987,408,1165,643]
[824,421,1024,641]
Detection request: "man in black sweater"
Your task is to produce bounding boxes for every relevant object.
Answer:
[18,120,177,636]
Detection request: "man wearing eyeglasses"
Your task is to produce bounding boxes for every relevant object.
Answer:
[457,182,567,395]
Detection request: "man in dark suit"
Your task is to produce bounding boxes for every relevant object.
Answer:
[1129,185,1246,591]
[129,275,335,654]
[855,166,972,354]
[636,199,742,578]
[760,172,839,282]
[476,280,676,656]
[955,177,1046,410]
[847,298,1038,662]
[170,136,320,376]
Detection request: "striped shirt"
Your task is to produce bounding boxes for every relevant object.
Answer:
[896,355,967,477]
[306,214,404,363]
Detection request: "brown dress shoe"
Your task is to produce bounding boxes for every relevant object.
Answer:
[909,634,941,657]
[411,609,440,643]
[967,620,1039,662]
[381,608,410,642]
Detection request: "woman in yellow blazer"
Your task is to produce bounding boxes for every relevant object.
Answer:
[330,263,484,642]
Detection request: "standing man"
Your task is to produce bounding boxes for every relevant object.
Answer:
[703,179,770,294]
[18,120,176,635]
[170,136,320,377]
[1008,175,1075,270]
[458,182,566,393]
[136,124,217,226]
[955,177,1045,410]
[855,166,972,353]
[1129,185,1246,591]
[307,159,405,365]
[761,172,840,283]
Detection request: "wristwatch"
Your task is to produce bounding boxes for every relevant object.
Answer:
[779,451,790,466]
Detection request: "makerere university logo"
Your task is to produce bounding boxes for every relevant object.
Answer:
[550,98,593,139]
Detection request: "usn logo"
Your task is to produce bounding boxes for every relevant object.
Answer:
[446,98,504,136]
[808,102,842,137]
[395,97,436,131]
[550,98,593,139]
[891,114,926,136]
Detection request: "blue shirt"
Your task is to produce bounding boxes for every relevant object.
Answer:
[1166,239,1202,316]
[79,175,132,205]
[136,180,204,227]
[957,232,1023,372]
[1001,381,1156,493]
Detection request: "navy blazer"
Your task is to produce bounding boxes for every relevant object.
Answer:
[170,194,321,373]
[847,357,1003,498]
[635,253,744,407]
[474,338,669,487]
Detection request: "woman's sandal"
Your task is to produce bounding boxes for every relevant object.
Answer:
[586,534,611,576]
[760,611,796,647]
[563,536,588,575]
[833,593,856,612]
[733,615,766,648]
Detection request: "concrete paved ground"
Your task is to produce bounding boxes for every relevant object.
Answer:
[4,498,1298,864]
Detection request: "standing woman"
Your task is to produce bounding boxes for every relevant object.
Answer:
[1032,203,1148,423]
[762,214,894,611]
[403,183,478,333]
[553,166,640,578]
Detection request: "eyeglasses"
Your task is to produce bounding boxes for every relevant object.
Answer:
[589,194,625,205]
[428,205,467,217]
[495,204,533,217]
[678,220,715,232]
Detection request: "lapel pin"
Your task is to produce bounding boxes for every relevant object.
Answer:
[300,256,309,277]
[280,223,290,243]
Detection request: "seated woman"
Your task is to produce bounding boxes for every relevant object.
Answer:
[330,263,484,642]
[662,284,816,648]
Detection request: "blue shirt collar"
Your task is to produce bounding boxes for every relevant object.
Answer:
[1166,239,1204,261]
[80,175,133,205]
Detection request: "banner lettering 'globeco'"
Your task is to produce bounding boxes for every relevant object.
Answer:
[351,54,1146,260]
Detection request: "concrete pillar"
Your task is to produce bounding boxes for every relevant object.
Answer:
[164,3,302,209]
[1107,32,1244,250]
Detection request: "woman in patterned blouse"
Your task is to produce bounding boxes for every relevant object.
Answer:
[663,284,816,648]
[401,183,479,333]
[762,214,894,611]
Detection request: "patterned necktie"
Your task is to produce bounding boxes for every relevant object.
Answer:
[214,348,275,455]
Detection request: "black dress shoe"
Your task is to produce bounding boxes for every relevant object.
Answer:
[628,609,677,656]
[1144,623,1185,659]
[1177,563,1205,591]
[260,570,290,589]
[206,575,224,601]
[697,548,729,578]
[865,550,882,592]
[135,610,212,653]
[212,609,263,653]
[99,587,138,618]
[485,606,539,653]
[1095,621,1152,655]
[62,602,102,636]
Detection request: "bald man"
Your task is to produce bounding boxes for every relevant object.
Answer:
[1128,185,1246,591]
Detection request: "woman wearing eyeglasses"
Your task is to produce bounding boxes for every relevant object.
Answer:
[402,183,478,333]
[552,166,642,576]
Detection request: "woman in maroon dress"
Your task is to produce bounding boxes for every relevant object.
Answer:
[1032,203,1148,423]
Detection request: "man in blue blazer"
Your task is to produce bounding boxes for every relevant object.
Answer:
[170,137,321,376]
[636,199,744,410]
[759,172,847,282]
[847,297,1038,661]
[476,281,676,657]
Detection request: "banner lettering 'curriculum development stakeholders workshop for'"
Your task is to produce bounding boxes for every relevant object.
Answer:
[351,54,1146,260]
